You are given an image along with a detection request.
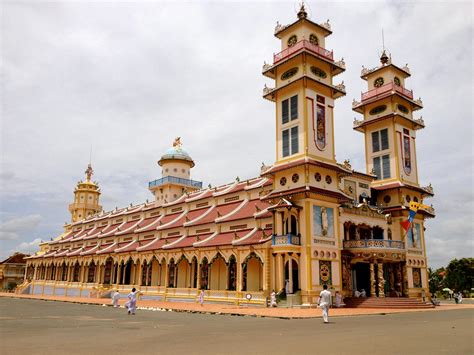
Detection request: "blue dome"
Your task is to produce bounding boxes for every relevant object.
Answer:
[159,146,195,167]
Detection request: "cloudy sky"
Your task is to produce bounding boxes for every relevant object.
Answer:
[1,0,472,268]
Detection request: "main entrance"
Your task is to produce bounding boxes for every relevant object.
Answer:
[352,263,371,296]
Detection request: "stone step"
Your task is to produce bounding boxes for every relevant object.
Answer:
[344,297,434,309]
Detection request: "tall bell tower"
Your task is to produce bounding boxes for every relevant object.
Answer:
[262,4,346,166]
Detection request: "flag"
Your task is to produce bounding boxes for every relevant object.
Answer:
[400,202,420,233]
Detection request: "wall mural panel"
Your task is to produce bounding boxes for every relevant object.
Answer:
[412,268,422,288]
[319,260,332,285]
[314,95,326,150]
[313,205,334,238]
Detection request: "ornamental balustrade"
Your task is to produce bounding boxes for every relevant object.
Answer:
[148,176,202,189]
[361,82,413,102]
[343,239,405,250]
[271,234,301,246]
[273,39,334,64]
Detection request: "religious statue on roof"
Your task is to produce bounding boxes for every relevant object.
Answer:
[85,164,93,181]
[173,137,182,149]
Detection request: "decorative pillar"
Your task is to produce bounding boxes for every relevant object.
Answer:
[288,255,293,294]
[263,249,270,294]
[278,254,284,291]
[33,264,38,280]
[137,262,143,286]
[402,263,408,297]
[377,263,385,297]
[116,263,122,285]
[369,262,376,297]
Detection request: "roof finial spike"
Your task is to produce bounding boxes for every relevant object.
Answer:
[297,1,308,19]
[382,28,385,51]
[380,29,389,65]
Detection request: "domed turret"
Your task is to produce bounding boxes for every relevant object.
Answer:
[68,164,102,222]
[149,138,202,205]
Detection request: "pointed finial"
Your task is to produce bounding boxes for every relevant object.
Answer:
[380,49,389,65]
[85,164,93,181]
[297,2,308,19]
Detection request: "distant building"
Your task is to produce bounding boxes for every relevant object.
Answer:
[0,253,29,290]
[23,5,434,305]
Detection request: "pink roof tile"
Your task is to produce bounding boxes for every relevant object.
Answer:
[135,216,162,233]
[190,201,242,226]
[195,229,253,248]
[96,242,118,255]
[163,233,213,249]
[115,240,139,253]
[98,223,123,238]
[115,219,143,235]
[232,228,272,246]
[217,199,270,223]
[80,244,100,256]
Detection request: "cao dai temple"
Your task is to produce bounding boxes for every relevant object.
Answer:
[21,6,435,306]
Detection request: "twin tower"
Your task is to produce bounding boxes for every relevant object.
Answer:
[68,5,427,222]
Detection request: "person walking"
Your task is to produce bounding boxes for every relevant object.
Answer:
[335,291,342,308]
[111,290,120,308]
[125,288,139,315]
[318,284,332,324]
[270,289,277,307]
[198,289,205,306]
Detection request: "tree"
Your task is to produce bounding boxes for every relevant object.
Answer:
[443,258,473,294]
[428,267,445,294]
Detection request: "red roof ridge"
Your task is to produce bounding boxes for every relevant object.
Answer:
[162,235,188,249]
[116,218,144,235]
[183,205,216,227]
[80,244,100,256]
[99,221,126,238]
[156,211,187,230]
[244,177,268,190]
[192,231,219,247]
[114,239,138,253]
[212,180,239,197]
[231,227,258,245]
[185,189,212,202]
[96,242,117,255]
[215,199,248,223]
[136,237,160,251]
[135,215,163,233]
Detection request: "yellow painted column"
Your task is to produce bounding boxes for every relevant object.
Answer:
[288,255,293,294]
[370,262,375,296]
[378,263,385,297]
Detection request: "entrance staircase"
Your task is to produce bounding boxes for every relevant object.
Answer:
[344,297,434,309]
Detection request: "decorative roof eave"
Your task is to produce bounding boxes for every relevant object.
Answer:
[114,239,138,253]
[99,221,126,238]
[212,180,239,197]
[162,235,188,249]
[192,231,219,247]
[371,181,434,197]
[262,186,352,203]
[215,199,248,223]
[274,17,332,38]
[361,63,411,80]
[244,177,269,190]
[352,92,423,114]
[183,205,215,227]
[79,244,100,256]
[96,242,117,255]
[261,157,352,177]
[349,170,377,181]
[267,198,302,211]
[156,211,187,231]
[116,218,144,236]
[263,76,345,102]
[353,113,425,132]
[231,227,258,246]
[262,52,345,79]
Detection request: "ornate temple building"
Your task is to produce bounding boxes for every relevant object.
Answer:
[21,5,435,306]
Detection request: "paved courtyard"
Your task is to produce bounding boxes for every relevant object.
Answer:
[1,298,472,355]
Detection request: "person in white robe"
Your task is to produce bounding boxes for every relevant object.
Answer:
[111,290,120,308]
[318,284,332,324]
[270,290,277,307]
[335,291,342,308]
[125,288,139,315]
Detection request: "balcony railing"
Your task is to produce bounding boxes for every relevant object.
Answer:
[343,239,405,250]
[274,40,334,64]
[272,233,301,246]
[148,176,203,189]
[361,82,413,102]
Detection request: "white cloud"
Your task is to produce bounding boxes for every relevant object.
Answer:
[0,215,42,240]
[14,238,43,255]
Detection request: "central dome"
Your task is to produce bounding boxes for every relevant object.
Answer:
[158,138,195,167]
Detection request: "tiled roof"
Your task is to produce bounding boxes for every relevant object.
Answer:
[217,199,270,223]
[194,229,253,248]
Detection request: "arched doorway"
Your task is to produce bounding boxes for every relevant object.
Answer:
[191,257,198,288]
[61,262,67,281]
[168,259,176,288]
[123,259,132,285]
[176,257,190,288]
[284,259,299,294]
[87,261,96,283]
[228,255,237,291]
[73,262,80,282]
[209,254,226,290]
[242,253,263,292]
[104,258,113,284]
[200,258,209,290]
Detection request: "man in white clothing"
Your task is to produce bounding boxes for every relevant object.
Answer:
[111,290,120,308]
[318,284,332,324]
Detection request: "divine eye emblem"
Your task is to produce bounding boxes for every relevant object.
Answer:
[374,77,384,87]
[291,173,299,183]
[315,172,322,182]
[394,77,401,86]
[309,34,318,45]
[281,67,298,80]
[279,177,287,186]
[369,105,387,115]
[310,66,327,79]
[287,35,297,47]
[325,175,332,184]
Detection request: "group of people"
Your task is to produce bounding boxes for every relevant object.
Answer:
[111,288,139,315]
[353,289,367,298]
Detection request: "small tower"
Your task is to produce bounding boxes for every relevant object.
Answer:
[68,164,102,222]
[353,52,425,191]
[149,138,202,205]
[263,4,346,165]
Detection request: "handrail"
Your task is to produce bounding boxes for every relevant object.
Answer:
[361,82,413,101]
[272,233,301,246]
[149,176,203,189]
[273,40,334,64]
[343,239,405,249]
